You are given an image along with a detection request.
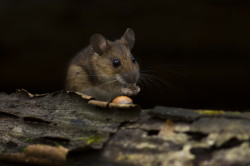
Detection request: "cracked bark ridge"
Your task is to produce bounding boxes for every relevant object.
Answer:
[0,89,140,165]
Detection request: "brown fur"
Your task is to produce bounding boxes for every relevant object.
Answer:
[66,28,140,101]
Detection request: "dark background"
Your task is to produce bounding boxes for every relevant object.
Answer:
[0,0,250,110]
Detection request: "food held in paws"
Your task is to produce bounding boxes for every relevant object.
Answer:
[112,96,133,104]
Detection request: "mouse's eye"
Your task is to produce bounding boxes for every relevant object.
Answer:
[131,56,136,63]
[113,59,121,67]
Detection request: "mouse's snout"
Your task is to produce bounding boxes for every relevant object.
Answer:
[116,71,140,96]
[120,71,139,85]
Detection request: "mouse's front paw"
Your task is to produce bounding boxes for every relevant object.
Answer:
[121,86,140,96]
[121,88,134,96]
[132,85,140,95]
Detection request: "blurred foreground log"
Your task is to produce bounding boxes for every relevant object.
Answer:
[0,90,250,166]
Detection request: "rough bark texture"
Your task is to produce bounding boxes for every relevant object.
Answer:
[0,90,250,165]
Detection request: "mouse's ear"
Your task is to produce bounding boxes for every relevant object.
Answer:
[121,28,135,50]
[90,34,107,55]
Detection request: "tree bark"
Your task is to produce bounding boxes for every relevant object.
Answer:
[0,89,249,166]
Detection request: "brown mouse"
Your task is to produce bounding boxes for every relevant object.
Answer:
[65,28,140,101]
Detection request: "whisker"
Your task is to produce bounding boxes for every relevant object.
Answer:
[140,64,185,69]
[114,82,122,95]
[98,80,118,88]
[138,77,147,90]
[140,64,187,77]
[138,75,162,93]
[140,69,187,77]
[139,72,176,91]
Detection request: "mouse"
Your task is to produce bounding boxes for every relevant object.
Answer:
[65,28,140,101]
